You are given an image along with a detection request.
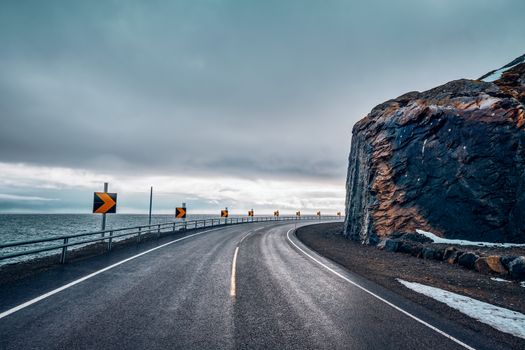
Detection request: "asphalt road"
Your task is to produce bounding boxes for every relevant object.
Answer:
[0,222,509,349]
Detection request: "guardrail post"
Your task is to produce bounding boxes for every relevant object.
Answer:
[173,222,176,232]
[108,230,113,251]
[60,237,69,264]
[157,224,161,238]
[137,227,142,243]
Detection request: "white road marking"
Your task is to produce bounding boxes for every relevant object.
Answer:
[239,226,263,244]
[230,246,239,297]
[231,227,265,297]
[239,232,252,244]
[0,227,224,320]
[286,228,476,350]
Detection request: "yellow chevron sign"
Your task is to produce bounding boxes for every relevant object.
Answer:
[274,210,279,217]
[221,209,229,218]
[337,211,341,217]
[93,192,117,214]
[248,210,254,217]
[296,211,301,217]
[176,207,186,219]
[317,211,321,216]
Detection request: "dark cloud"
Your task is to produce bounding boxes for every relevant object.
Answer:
[0,0,524,188]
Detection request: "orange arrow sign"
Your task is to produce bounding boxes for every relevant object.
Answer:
[176,207,186,219]
[93,192,117,214]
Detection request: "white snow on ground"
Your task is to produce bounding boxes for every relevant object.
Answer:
[490,277,512,283]
[398,279,525,339]
[416,229,525,248]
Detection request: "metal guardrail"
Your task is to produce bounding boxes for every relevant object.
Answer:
[0,215,340,264]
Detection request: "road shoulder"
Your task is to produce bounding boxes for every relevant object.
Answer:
[294,222,525,350]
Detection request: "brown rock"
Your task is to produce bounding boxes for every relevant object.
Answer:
[474,256,506,274]
[344,54,525,244]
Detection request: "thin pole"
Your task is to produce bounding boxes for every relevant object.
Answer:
[148,186,153,226]
[101,182,108,235]
[182,202,186,230]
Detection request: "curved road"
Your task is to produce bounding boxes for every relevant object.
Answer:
[0,222,509,349]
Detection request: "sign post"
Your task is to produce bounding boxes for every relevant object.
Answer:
[176,203,187,230]
[93,182,117,237]
[182,202,186,229]
[221,207,229,224]
[148,186,153,226]
[102,182,108,233]
[175,205,187,219]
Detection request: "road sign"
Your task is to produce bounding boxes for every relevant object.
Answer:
[93,192,117,214]
[296,211,301,217]
[248,209,254,217]
[337,211,341,217]
[274,210,279,217]
[221,209,229,218]
[176,207,187,219]
[317,211,321,216]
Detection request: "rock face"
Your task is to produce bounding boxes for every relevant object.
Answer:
[344,55,525,244]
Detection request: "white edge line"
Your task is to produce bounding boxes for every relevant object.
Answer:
[230,246,239,297]
[0,227,223,320]
[286,228,476,350]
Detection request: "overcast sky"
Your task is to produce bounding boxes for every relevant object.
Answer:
[0,0,524,214]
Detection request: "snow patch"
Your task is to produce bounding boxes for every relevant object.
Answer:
[416,229,525,248]
[421,139,427,157]
[490,277,511,283]
[482,62,522,82]
[521,282,525,288]
[398,279,525,339]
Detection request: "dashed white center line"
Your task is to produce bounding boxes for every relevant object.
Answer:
[230,226,264,298]
[230,246,239,297]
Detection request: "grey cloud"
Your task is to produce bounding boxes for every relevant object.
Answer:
[1,0,524,184]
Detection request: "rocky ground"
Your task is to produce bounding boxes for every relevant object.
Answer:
[297,222,525,349]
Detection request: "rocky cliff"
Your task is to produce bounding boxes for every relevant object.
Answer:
[344,54,525,244]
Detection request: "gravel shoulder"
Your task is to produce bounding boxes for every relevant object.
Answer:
[296,222,525,350]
